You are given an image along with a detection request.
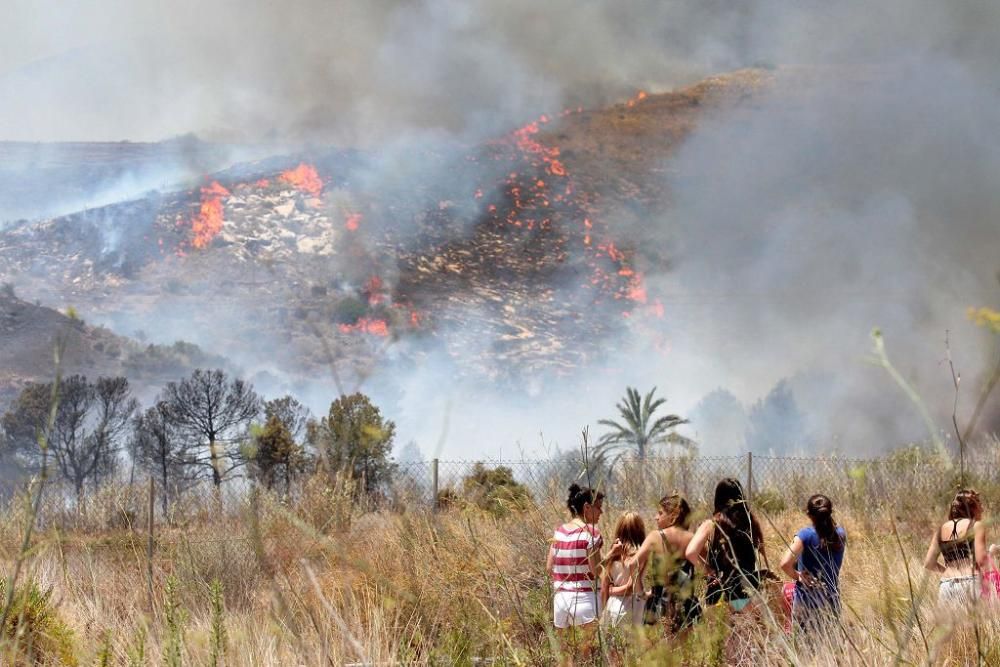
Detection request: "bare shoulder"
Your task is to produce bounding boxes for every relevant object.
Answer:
[666,526,694,548]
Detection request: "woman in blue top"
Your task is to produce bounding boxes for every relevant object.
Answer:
[780,494,846,631]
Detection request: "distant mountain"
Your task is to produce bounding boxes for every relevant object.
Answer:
[0,286,234,412]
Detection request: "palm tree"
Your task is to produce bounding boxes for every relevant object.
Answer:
[595,387,689,467]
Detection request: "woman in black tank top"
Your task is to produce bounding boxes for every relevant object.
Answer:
[923,489,988,607]
[686,478,766,611]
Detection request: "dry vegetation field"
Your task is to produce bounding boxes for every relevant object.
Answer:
[2,471,999,666]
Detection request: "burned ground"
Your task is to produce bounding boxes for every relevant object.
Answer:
[0,68,837,394]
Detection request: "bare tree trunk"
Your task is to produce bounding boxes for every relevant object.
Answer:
[209,438,222,487]
[160,454,170,517]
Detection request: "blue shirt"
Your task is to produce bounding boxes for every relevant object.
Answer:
[795,525,847,608]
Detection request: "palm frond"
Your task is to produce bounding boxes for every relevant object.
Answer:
[597,386,687,468]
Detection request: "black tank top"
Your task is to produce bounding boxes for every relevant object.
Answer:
[707,520,758,600]
[939,519,975,566]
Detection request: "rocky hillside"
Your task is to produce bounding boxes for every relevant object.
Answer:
[0,67,832,390]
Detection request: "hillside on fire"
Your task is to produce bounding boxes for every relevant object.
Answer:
[0,68,783,404]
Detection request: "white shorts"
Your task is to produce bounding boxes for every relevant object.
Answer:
[602,595,642,628]
[940,575,978,608]
[553,590,600,628]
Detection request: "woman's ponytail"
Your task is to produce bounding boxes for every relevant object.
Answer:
[806,494,842,551]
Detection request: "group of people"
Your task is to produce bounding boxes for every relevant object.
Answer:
[547,479,994,652]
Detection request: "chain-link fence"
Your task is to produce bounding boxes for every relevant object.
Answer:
[391,452,1000,516]
[8,452,1000,533]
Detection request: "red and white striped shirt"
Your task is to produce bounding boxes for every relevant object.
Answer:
[551,522,603,592]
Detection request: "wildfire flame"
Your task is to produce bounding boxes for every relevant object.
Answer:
[187,181,230,249]
[279,163,323,196]
[364,275,385,306]
[338,317,389,336]
[345,212,362,231]
[486,112,657,314]
[625,90,648,108]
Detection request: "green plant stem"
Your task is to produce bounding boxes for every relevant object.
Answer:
[0,342,62,631]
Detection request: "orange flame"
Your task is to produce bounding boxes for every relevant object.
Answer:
[188,181,230,249]
[345,212,362,231]
[338,317,389,336]
[626,90,648,108]
[364,275,385,306]
[279,163,323,196]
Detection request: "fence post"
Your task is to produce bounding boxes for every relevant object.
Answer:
[746,451,753,500]
[431,458,440,511]
[146,476,155,613]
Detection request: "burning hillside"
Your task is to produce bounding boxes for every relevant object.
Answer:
[0,69,782,388]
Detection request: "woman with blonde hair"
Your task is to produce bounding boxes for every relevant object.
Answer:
[924,488,988,607]
[626,492,699,631]
[600,511,647,627]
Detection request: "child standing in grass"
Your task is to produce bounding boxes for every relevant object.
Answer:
[600,511,646,627]
[779,494,847,632]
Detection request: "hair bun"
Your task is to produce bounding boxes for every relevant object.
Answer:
[568,483,582,496]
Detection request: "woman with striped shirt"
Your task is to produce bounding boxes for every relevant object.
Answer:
[547,483,620,637]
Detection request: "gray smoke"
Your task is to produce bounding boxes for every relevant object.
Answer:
[5,0,1000,460]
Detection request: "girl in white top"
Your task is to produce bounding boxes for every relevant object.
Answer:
[601,511,647,627]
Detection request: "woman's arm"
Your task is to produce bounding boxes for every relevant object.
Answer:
[780,536,804,581]
[923,531,944,573]
[625,532,656,572]
[751,514,768,565]
[546,542,555,576]
[975,522,989,571]
[686,521,713,568]
[600,561,611,609]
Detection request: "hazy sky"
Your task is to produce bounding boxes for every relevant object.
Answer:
[9,0,998,144]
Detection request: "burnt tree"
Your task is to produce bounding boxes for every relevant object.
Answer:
[89,377,139,491]
[39,375,137,500]
[161,369,261,487]
[130,401,192,514]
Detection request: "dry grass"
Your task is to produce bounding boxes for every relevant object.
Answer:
[2,478,999,666]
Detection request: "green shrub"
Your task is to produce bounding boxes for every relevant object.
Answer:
[461,464,534,518]
[332,297,367,325]
[752,487,787,514]
[0,578,77,666]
